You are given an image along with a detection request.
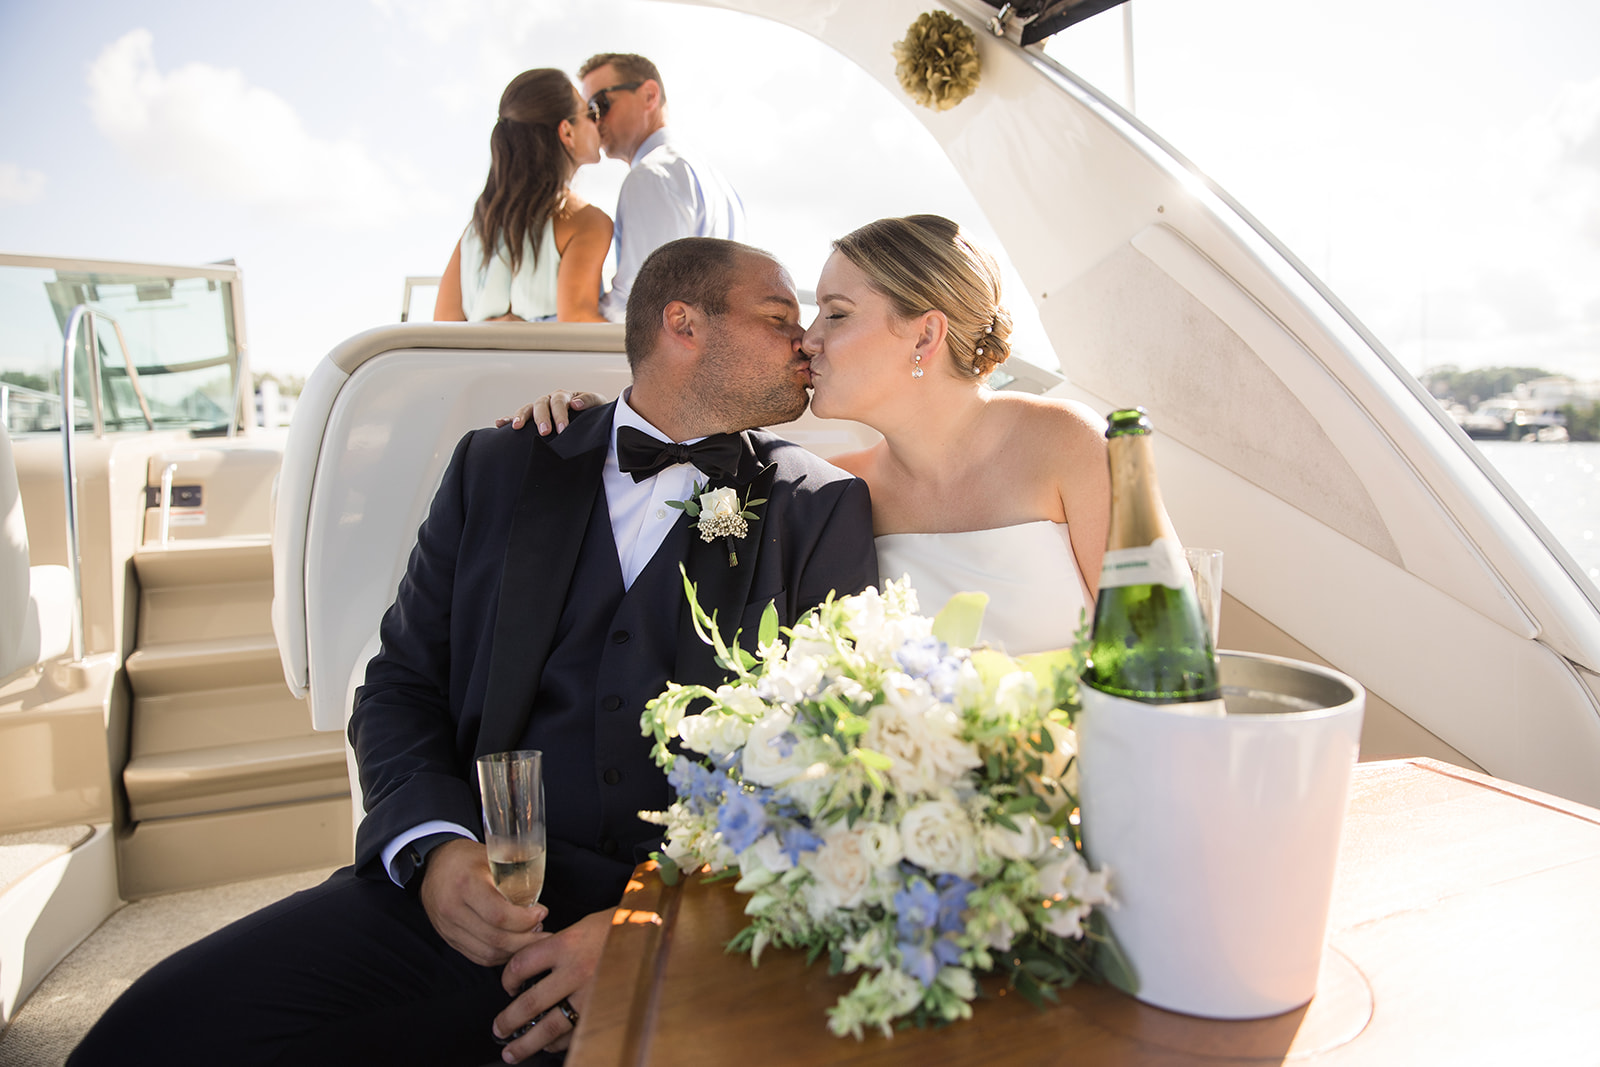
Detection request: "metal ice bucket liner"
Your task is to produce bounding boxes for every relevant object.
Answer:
[1076,650,1365,1019]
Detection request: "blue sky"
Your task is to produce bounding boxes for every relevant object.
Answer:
[2,0,1597,382]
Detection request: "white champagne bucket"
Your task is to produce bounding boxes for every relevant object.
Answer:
[1076,650,1365,1019]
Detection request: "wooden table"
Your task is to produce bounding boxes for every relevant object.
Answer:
[566,758,1600,1065]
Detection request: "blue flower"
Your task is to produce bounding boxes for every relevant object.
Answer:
[667,760,729,812]
[893,878,941,939]
[771,730,799,758]
[933,933,964,968]
[923,657,964,701]
[778,824,824,865]
[898,939,939,988]
[717,789,769,854]
[894,635,946,678]
[935,875,976,934]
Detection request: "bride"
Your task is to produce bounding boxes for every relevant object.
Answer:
[514,215,1108,654]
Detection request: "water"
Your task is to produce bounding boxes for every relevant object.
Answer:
[1474,441,1600,588]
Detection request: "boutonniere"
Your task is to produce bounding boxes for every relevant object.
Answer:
[668,481,766,567]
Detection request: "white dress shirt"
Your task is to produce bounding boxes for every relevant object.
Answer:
[598,127,747,322]
[381,392,715,884]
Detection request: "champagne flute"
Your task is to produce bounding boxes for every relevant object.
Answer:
[477,749,546,907]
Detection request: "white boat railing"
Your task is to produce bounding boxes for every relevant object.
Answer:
[56,303,157,661]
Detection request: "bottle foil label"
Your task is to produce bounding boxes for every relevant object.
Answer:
[1099,537,1190,591]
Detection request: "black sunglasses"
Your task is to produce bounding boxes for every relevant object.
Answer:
[585,81,644,122]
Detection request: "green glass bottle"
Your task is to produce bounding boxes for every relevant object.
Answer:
[1080,408,1224,714]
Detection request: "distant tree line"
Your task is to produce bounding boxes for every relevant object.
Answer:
[1562,404,1600,441]
[1418,364,1600,442]
[1419,365,1553,408]
[253,372,306,398]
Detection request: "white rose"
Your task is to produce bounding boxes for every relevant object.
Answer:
[899,799,978,877]
[982,814,1049,862]
[858,821,903,870]
[700,485,740,519]
[864,682,982,795]
[741,709,802,786]
[805,826,875,913]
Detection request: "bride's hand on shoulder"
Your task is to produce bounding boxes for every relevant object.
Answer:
[495,390,609,433]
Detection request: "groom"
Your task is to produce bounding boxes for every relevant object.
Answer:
[68,238,877,1067]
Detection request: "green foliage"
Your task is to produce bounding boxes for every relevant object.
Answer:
[1419,364,1553,407]
[0,370,53,393]
[1561,403,1600,442]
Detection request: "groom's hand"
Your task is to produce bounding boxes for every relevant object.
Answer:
[418,838,547,966]
[493,908,611,1062]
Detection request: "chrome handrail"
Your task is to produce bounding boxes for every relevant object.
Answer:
[56,304,159,660]
[59,309,87,662]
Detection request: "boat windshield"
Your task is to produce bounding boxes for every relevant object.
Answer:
[0,254,243,436]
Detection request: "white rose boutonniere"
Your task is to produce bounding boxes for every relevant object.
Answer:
[668,480,766,566]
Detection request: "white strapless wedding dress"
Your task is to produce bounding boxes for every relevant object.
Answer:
[875,521,1089,655]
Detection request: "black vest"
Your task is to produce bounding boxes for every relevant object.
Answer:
[520,488,692,930]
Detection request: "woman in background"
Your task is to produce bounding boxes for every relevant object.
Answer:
[515,215,1109,654]
[435,68,611,323]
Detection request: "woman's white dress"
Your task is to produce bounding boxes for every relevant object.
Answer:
[875,521,1089,655]
[458,220,560,322]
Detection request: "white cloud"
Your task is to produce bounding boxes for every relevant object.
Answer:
[86,29,442,229]
[0,163,46,204]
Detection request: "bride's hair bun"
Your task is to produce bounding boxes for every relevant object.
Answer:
[832,214,1012,380]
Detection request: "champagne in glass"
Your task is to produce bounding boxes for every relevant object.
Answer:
[1081,408,1225,716]
[477,749,547,906]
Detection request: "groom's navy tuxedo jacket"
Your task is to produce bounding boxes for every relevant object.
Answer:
[349,402,877,929]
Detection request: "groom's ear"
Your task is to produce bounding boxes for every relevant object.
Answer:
[660,299,702,354]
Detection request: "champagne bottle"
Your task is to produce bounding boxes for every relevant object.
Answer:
[1081,408,1225,716]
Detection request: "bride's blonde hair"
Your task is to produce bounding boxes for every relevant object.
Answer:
[832,215,1012,379]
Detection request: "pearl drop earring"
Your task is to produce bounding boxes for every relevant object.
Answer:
[912,353,924,379]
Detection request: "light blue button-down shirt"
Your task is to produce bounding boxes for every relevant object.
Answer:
[599,127,747,322]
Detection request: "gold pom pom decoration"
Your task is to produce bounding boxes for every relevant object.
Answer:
[892,10,982,112]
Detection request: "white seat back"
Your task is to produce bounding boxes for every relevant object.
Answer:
[270,322,878,741]
[1,423,73,681]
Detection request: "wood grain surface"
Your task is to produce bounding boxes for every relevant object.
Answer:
[567,759,1600,1065]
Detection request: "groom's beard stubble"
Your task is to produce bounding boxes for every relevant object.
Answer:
[696,333,811,431]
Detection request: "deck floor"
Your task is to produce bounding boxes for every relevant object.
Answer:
[0,866,336,1065]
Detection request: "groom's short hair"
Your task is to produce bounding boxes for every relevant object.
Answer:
[625,237,752,369]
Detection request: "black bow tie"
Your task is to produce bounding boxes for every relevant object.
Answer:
[616,425,743,483]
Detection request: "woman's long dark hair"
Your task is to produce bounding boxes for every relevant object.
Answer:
[471,69,582,273]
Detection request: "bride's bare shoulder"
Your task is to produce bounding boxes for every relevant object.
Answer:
[823,446,877,479]
[989,392,1106,451]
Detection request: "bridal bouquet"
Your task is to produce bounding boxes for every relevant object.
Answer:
[640,578,1128,1039]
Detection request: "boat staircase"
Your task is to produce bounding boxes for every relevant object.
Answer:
[118,526,351,899]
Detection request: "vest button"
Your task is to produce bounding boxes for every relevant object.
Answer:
[602,695,623,712]
[600,837,619,855]
[603,768,621,785]
[611,630,630,644]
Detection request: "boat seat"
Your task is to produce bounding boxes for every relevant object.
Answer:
[270,324,636,829]
[1,422,73,682]
[271,323,878,833]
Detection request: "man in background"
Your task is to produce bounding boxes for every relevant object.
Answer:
[580,53,747,321]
